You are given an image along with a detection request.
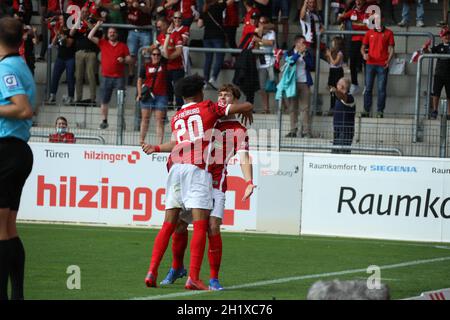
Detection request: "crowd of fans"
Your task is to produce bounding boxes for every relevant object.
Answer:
[0,0,449,146]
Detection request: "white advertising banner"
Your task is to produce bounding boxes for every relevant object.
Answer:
[19,143,259,232]
[301,153,450,242]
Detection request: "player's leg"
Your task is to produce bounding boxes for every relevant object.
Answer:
[0,208,10,300]
[145,164,184,287]
[208,189,226,291]
[185,208,210,290]
[7,211,24,300]
[145,208,181,287]
[160,217,189,285]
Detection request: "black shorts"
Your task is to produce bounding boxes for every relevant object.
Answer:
[0,138,33,211]
[432,75,450,98]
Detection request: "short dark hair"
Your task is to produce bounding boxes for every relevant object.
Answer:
[219,84,241,99]
[0,17,24,49]
[55,116,68,125]
[174,75,205,98]
[294,34,306,43]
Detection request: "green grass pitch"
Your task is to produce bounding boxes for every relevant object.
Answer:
[18,222,450,300]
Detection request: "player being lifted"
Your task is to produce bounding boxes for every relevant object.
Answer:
[142,75,253,290]
[144,84,256,291]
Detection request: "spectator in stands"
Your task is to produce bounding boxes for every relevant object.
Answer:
[243,0,260,25]
[126,0,154,85]
[299,0,322,51]
[222,0,240,68]
[47,15,76,105]
[99,0,128,42]
[49,116,76,143]
[337,0,371,95]
[255,15,277,114]
[137,47,168,145]
[272,0,289,49]
[326,36,344,114]
[154,16,184,107]
[70,7,100,106]
[36,0,62,62]
[170,10,191,76]
[361,17,395,118]
[397,0,424,27]
[332,77,355,154]
[14,11,37,75]
[88,20,133,129]
[253,0,271,22]
[286,35,313,138]
[170,0,199,26]
[423,27,450,120]
[197,0,227,90]
[307,280,390,300]
[437,0,448,27]
[156,0,177,21]
[12,0,33,25]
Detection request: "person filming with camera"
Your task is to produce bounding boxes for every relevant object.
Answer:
[137,47,168,145]
[47,14,76,105]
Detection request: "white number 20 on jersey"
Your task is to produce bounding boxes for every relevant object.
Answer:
[174,115,205,143]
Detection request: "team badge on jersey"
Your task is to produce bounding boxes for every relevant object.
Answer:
[3,74,19,89]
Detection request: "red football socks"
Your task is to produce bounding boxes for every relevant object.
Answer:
[189,220,208,281]
[148,221,176,276]
[208,233,222,279]
[172,230,188,270]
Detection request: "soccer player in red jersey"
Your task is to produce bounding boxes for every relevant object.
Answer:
[155,84,255,290]
[142,75,253,290]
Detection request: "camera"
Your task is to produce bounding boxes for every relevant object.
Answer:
[57,35,66,47]
[141,85,154,100]
[119,1,128,11]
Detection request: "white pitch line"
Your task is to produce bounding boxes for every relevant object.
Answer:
[132,256,450,300]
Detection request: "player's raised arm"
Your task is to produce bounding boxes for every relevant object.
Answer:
[142,140,176,154]
[227,101,253,115]
[239,151,255,201]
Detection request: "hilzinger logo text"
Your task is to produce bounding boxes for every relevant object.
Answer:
[36,175,165,222]
[84,150,141,164]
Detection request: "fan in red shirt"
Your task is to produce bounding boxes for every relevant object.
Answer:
[49,116,76,143]
[88,21,132,129]
[155,16,185,107]
[142,75,253,290]
[239,12,259,49]
[137,47,168,145]
[337,0,377,94]
[243,0,260,25]
[13,0,33,24]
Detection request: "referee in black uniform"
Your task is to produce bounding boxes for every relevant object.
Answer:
[0,17,36,300]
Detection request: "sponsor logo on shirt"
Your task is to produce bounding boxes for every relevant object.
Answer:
[3,74,18,89]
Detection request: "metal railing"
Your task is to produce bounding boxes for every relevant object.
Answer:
[31,133,106,144]
[415,54,450,142]
[314,30,435,120]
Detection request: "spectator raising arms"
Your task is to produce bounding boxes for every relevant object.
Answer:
[254,15,277,114]
[338,0,372,95]
[154,16,184,107]
[137,48,168,145]
[49,116,76,143]
[47,15,76,106]
[332,77,355,154]
[197,0,228,90]
[88,20,132,129]
[70,7,100,106]
[326,36,344,115]
[126,0,154,85]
